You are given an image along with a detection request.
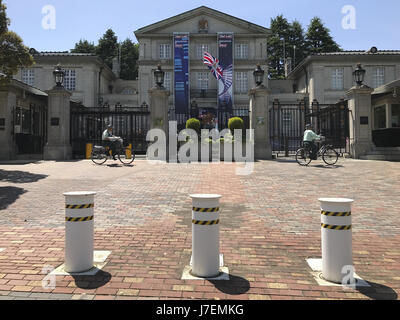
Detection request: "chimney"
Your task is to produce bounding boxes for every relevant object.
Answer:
[284,57,292,78]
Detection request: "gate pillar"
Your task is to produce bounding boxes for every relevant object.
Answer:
[43,87,72,160]
[345,86,374,159]
[248,85,272,160]
[148,86,170,161]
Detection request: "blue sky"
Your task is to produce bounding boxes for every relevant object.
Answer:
[4,0,400,52]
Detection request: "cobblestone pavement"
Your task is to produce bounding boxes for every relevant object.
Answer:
[0,158,399,300]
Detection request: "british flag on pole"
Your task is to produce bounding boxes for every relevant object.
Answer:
[203,52,223,80]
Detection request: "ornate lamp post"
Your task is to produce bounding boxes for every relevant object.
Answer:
[154,64,165,88]
[253,64,265,87]
[353,63,366,86]
[53,64,65,88]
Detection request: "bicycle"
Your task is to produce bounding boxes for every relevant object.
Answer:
[91,138,135,165]
[295,136,339,166]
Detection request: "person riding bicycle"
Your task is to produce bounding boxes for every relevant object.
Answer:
[303,124,321,160]
[102,125,121,160]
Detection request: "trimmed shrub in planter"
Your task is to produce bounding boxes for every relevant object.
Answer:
[186,118,201,134]
[228,117,244,140]
[228,117,244,133]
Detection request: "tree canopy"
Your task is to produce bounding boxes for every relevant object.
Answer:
[71,29,138,80]
[0,0,33,83]
[267,15,341,79]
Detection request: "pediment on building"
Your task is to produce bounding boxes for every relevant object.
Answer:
[134,6,269,37]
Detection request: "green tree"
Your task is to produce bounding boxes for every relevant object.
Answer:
[267,15,291,79]
[289,21,307,68]
[120,38,139,80]
[0,0,33,82]
[96,29,118,68]
[71,39,97,54]
[306,17,341,54]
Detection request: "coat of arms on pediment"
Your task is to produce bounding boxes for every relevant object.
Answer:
[198,18,208,33]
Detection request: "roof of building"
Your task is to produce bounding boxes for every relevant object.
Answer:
[288,49,400,79]
[135,5,270,36]
[372,79,400,95]
[32,51,96,57]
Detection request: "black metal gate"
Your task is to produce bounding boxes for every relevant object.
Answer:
[70,105,150,158]
[270,99,350,156]
[269,99,307,155]
[305,100,349,155]
[12,104,47,154]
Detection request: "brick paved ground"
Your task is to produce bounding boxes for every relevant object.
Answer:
[0,158,399,300]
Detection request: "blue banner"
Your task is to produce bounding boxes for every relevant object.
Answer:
[174,33,189,115]
[218,33,234,114]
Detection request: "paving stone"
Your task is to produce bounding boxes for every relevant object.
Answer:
[0,159,399,300]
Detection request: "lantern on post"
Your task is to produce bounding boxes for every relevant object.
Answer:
[253,64,265,87]
[53,64,65,88]
[353,63,366,86]
[154,64,165,88]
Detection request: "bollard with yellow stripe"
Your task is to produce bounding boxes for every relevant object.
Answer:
[190,194,222,278]
[63,191,96,273]
[319,198,354,284]
[126,143,132,159]
[86,143,93,159]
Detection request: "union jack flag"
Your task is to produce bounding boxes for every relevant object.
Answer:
[203,52,223,80]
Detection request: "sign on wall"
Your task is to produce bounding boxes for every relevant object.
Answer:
[174,33,190,115]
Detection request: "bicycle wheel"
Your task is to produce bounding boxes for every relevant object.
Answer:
[118,147,135,164]
[295,148,312,166]
[322,147,339,165]
[91,150,107,165]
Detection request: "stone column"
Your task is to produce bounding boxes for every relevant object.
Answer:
[0,90,17,160]
[43,87,72,160]
[346,85,374,159]
[148,87,170,160]
[249,85,272,160]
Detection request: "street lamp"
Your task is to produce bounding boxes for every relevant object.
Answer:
[53,64,65,88]
[353,63,366,86]
[154,64,165,88]
[253,64,265,87]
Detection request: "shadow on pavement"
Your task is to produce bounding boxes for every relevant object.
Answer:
[0,186,27,210]
[72,270,112,289]
[357,281,398,300]
[312,164,344,169]
[209,274,250,295]
[0,169,48,183]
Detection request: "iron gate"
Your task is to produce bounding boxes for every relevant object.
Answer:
[269,99,350,156]
[12,104,47,154]
[305,100,349,154]
[269,99,307,155]
[70,105,150,158]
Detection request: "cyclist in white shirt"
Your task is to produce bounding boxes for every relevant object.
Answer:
[303,124,321,160]
[102,125,118,160]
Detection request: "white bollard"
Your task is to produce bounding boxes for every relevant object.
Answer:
[190,194,221,278]
[63,191,96,273]
[319,198,354,283]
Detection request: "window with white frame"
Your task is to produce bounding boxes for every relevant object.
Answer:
[196,44,209,59]
[164,72,172,91]
[330,68,344,90]
[159,44,171,59]
[197,72,209,90]
[22,69,35,86]
[235,44,249,59]
[372,67,385,88]
[64,70,76,91]
[235,72,248,93]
